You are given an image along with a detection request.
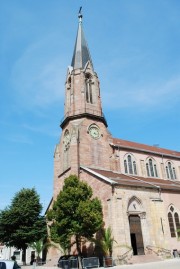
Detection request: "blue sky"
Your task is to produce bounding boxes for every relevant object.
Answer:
[1,1,180,213]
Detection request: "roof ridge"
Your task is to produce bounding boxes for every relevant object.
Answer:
[112,137,180,157]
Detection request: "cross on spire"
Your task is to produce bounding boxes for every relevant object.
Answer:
[78,6,83,22]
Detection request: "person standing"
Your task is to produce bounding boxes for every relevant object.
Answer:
[11,255,21,269]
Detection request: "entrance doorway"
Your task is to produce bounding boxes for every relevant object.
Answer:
[129,215,144,255]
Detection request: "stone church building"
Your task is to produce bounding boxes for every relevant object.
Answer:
[47,12,180,264]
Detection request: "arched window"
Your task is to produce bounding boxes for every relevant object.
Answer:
[146,158,158,177]
[173,168,177,179]
[168,206,180,238]
[85,73,93,104]
[124,154,137,175]
[133,161,137,175]
[166,162,176,180]
[175,212,180,238]
[168,212,176,237]
[124,160,128,174]
[146,163,150,177]
[63,129,70,170]
[128,155,133,174]
[67,77,71,89]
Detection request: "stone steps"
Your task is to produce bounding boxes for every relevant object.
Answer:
[128,254,162,264]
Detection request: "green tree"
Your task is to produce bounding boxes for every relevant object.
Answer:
[50,223,71,254]
[0,188,47,264]
[47,175,103,256]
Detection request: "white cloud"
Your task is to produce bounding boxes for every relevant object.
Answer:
[11,37,67,109]
[6,134,33,144]
[102,74,180,110]
[22,123,60,138]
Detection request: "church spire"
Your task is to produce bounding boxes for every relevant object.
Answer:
[71,7,93,70]
[60,9,107,129]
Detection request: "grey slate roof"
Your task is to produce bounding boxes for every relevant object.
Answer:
[71,17,93,70]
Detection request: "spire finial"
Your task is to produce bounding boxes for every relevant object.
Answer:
[78,7,83,23]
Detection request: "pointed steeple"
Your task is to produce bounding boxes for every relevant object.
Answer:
[71,8,93,70]
[60,8,107,129]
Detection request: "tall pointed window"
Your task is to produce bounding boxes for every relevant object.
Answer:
[175,212,180,238]
[124,160,128,174]
[168,206,180,238]
[146,158,158,177]
[67,77,71,89]
[63,129,70,170]
[166,162,176,180]
[168,212,176,237]
[85,73,93,104]
[124,154,137,175]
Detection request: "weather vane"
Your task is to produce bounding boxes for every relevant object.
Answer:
[78,6,83,22]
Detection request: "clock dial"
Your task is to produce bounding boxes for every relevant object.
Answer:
[89,126,100,139]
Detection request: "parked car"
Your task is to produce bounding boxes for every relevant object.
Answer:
[0,260,16,269]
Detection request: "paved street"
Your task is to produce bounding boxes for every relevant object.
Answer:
[22,258,180,269]
[114,258,180,269]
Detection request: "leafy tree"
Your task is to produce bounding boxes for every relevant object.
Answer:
[0,188,47,264]
[47,175,103,256]
[50,223,71,254]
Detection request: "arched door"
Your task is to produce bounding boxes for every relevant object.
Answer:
[129,215,144,255]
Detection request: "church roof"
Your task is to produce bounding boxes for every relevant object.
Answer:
[112,138,180,159]
[71,9,93,70]
[81,166,180,192]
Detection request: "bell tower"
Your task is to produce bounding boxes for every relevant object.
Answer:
[61,9,107,129]
[53,9,112,196]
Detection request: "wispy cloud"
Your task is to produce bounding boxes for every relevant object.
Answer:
[102,74,180,110]
[22,123,60,137]
[6,134,33,144]
[11,37,67,109]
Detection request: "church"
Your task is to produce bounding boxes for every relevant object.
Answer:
[47,10,180,264]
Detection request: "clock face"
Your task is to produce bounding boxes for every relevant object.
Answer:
[89,126,100,139]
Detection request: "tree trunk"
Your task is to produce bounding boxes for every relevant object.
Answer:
[22,247,26,265]
[76,236,81,256]
[76,235,82,269]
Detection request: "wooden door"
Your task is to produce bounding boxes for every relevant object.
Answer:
[129,215,144,255]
